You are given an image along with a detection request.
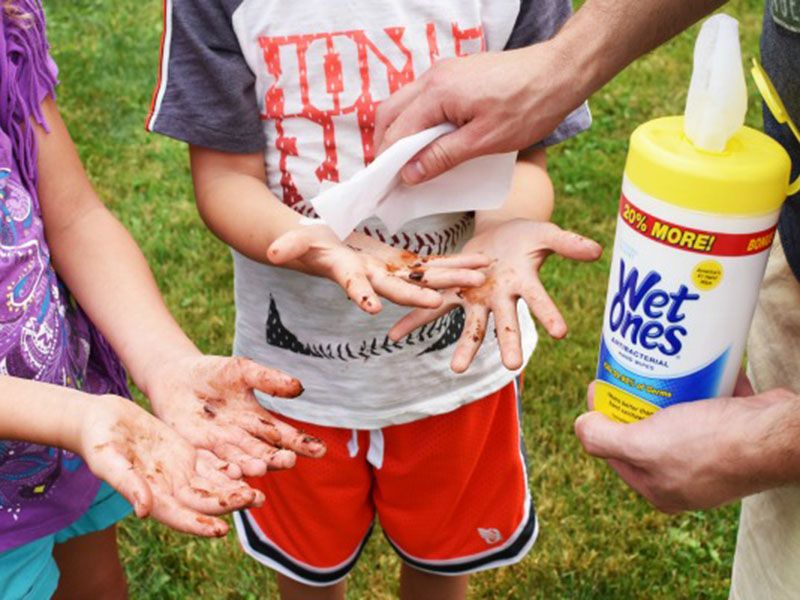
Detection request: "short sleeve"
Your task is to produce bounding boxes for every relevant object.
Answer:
[504,0,592,147]
[145,0,265,153]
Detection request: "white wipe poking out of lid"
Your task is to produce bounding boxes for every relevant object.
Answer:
[684,14,748,152]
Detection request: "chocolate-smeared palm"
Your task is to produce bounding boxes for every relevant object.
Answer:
[390,220,602,373]
[80,396,263,537]
[147,355,326,477]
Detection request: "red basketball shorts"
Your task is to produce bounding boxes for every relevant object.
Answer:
[234,378,537,586]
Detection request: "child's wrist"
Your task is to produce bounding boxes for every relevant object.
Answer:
[118,326,201,399]
[474,214,522,235]
[54,390,101,454]
[135,343,203,401]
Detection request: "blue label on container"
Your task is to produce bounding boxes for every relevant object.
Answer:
[596,337,729,409]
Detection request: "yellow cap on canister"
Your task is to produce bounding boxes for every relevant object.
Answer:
[624,116,792,217]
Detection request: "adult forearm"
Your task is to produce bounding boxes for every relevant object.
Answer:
[548,0,726,111]
[745,389,800,488]
[577,379,800,513]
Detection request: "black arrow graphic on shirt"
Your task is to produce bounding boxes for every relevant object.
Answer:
[265,295,465,361]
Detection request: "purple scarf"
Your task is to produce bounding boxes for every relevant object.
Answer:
[0,0,129,553]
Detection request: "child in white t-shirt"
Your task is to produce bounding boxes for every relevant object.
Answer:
[148,0,599,597]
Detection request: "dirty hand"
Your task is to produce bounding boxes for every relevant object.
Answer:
[389,219,602,372]
[575,375,800,513]
[145,355,326,478]
[80,394,264,537]
[268,223,491,314]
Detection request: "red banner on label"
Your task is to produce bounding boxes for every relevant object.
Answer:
[619,195,777,257]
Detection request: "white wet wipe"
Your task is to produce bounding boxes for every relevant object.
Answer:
[311,123,518,240]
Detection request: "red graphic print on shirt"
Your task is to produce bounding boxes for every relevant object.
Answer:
[258,23,486,207]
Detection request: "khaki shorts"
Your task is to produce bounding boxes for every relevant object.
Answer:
[730,236,800,599]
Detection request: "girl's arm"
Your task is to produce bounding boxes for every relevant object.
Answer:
[0,375,92,450]
[390,149,604,372]
[35,97,325,476]
[0,375,261,537]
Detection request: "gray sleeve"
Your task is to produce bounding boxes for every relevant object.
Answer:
[145,0,264,153]
[504,0,592,147]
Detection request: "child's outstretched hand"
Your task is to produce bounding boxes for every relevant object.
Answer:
[268,223,490,314]
[389,219,603,373]
[146,355,326,478]
[79,394,262,537]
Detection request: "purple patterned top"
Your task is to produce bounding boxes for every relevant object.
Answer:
[0,1,129,553]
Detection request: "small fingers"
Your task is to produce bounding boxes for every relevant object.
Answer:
[389,302,453,341]
[401,266,486,290]
[238,433,297,468]
[214,443,268,478]
[178,476,261,515]
[493,297,523,370]
[194,449,242,481]
[542,225,603,262]
[200,451,243,480]
[239,412,327,458]
[267,228,315,265]
[237,358,304,399]
[422,253,493,270]
[331,266,382,314]
[521,282,567,339]
[91,448,153,518]
[195,452,265,508]
[450,304,489,373]
[150,495,229,538]
[369,269,442,309]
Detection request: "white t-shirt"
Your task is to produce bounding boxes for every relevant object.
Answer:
[148,0,591,428]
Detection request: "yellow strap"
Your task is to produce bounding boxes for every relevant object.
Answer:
[789,118,800,195]
[751,59,800,195]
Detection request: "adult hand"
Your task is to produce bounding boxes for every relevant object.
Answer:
[389,220,602,373]
[575,374,800,513]
[374,45,577,185]
[146,355,327,478]
[80,394,263,537]
[269,224,490,314]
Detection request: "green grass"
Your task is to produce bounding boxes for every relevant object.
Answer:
[44,0,765,597]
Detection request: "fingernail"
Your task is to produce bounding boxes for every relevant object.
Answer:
[402,161,426,184]
[303,436,327,456]
[286,377,304,396]
[132,493,146,518]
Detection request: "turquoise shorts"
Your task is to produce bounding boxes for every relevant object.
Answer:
[0,482,131,600]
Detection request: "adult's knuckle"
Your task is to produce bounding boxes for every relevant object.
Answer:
[426,140,455,170]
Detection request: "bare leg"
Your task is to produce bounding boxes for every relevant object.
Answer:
[52,526,127,600]
[400,563,468,600]
[277,573,346,600]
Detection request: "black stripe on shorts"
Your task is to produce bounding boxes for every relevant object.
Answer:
[237,510,374,585]
[385,498,538,575]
